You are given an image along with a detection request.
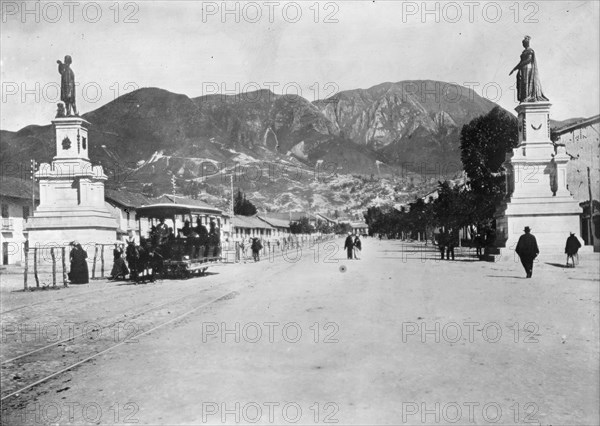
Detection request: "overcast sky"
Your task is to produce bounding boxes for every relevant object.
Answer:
[1,1,599,130]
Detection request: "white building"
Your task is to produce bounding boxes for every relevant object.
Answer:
[0,177,38,265]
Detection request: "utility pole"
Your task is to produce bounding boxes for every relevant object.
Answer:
[30,159,37,216]
[171,173,177,202]
[230,174,234,215]
[587,166,595,246]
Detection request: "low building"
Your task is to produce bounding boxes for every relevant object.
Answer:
[257,215,291,238]
[232,215,275,239]
[0,177,39,265]
[553,115,600,249]
[315,213,337,226]
[350,221,369,235]
[105,189,154,241]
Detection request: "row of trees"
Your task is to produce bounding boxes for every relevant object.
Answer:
[365,106,519,242]
[289,217,353,235]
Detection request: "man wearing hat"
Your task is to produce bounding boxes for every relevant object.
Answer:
[564,232,582,268]
[344,232,354,260]
[515,226,539,278]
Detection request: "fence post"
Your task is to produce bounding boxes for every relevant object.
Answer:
[62,246,68,287]
[92,245,98,279]
[23,246,29,291]
[100,245,105,278]
[51,247,56,287]
[33,248,40,288]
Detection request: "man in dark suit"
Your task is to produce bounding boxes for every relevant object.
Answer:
[344,233,354,260]
[515,226,539,278]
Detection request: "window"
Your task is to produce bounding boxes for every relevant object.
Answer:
[1,204,8,218]
[23,206,30,220]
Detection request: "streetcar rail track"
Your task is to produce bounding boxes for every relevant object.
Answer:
[0,288,239,402]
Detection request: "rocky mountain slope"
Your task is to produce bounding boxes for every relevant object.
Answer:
[1,81,502,214]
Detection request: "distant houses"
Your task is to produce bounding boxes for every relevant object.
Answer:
[0,176,39,265]
[1,176,361,265]
[553,114,600,249]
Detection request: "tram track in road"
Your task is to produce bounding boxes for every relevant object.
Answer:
[0,256,301,403]
[1,287,210,365]
[0,278,167,315]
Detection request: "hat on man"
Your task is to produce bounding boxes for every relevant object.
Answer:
[524,226,531,233]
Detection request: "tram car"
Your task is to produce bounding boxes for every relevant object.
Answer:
[130,202,227,280]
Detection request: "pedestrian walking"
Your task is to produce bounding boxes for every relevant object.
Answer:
[251,237,262,262]
[68,241,89,284]
[344,232,354,260]
[515,226,539,278]
[565,232,582,268]
[353,235,362,259]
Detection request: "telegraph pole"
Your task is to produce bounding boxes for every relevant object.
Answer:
[171,173,177,202]
[30,159,37,216]
[587,167,595,246]
[230,174,234,215]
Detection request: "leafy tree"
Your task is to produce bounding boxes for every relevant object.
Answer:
[334,222,352,235]
[460,106,518,226]
[233,189,257,216]
[290,217,315,234]
[315,220,332,234]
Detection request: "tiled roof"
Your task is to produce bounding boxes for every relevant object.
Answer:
[257,215,290,228]
[232,215,274,229]
[315,213,337,223]
[261,211,317,222]
[0,176,39,200]
[554,115,600,135]
[105,189,154,208]
[152,194,222,211]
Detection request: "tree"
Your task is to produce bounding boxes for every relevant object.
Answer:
[233,189,257,216]
[460,106,518,226]
[290,217,315,234]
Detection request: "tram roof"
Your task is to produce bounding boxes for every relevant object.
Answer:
[136,203,222,218]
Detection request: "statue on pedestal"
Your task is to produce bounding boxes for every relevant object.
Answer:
[509,36,549,103]
[57,55,78,116]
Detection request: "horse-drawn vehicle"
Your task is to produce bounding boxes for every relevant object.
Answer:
[126,202,226,281]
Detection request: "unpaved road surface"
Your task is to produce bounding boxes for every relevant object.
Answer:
[1,239,598,425]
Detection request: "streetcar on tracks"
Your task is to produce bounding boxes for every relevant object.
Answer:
[128,201,228,280]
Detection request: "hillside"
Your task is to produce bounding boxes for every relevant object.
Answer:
[1,81,502,214]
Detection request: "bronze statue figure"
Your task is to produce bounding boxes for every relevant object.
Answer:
[509,36,549,103]
[57,55,78,116]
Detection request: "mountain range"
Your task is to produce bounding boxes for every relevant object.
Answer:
[1,80,510,214]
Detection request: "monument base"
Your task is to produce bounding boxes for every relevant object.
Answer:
[492,195,585,260]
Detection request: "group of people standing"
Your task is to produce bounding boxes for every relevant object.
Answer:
[436,228,459,261]
[237,237,264,262]
[344,233,362,260]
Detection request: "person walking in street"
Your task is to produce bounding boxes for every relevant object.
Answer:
[68,241,89,284]
[353,235,362,260]
[515,226,539,278]
[251,237,262,262]
[344,232,354,260]
[565,232,582,268]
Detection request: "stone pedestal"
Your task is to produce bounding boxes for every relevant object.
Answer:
[25,117,117,247]
[494,102,582,255]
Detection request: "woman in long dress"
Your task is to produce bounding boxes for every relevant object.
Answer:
[68,242,89,284]
[110,244,130,280]
[509,36,549,103]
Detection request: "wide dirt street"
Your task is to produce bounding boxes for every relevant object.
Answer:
[1,239,598,425]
